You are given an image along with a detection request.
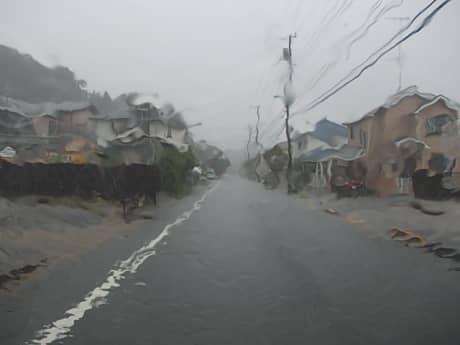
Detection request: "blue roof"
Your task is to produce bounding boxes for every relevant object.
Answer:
[299,144,364,162]
[310,118,347,146]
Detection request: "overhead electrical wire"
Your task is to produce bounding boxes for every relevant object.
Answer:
[260,0,385,144]
[295,0,405,102]
[291,0,438,111]
[299,0,354,56]
[257,1,331,143]
[345,0,404,59]
[293,0,451,116]
[260,0,354,144]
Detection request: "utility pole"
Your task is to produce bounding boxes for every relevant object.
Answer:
[288,34,296,83]
[275,33,296,191]
[285,33,296,193]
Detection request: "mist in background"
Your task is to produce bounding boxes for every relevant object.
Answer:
[0,0,458,149]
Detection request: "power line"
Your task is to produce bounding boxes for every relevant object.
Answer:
[293,0,443,113]
[345,0,404,59]
[294,0,405,103]
[296,0,349,62]
[263,0,403,141]
[293,0,451,116]
[259,109,284,142]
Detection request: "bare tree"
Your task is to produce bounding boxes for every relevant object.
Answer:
[252,105,262,182]
[254,105,261,146]
[246,125,253,162]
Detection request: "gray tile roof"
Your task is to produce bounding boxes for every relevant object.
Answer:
[0,96,93,118]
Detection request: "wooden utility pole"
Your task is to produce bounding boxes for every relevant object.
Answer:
[285,33,296,193]
[288,34,295,83]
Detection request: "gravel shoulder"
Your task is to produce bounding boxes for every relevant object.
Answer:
[296,189,460,268]
[0,186,208,291]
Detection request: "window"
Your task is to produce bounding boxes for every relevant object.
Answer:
[48,119,58,136]
[426,114,452,136]
[167,125,172,138]
[360,129,368,148]
[350,126,354,139]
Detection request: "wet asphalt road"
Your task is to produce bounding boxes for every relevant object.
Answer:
[4,174,460,345]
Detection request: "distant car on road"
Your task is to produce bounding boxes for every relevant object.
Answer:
[206,168,217,180]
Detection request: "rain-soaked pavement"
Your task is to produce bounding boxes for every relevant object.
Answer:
[3,174,460,345]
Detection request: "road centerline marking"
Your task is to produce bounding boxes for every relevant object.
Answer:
[27,182,220,345]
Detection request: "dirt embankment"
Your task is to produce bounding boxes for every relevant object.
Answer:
[0,195,136,290]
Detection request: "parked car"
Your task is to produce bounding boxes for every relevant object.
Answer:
[206,168,217,180]
[330,175,364,198]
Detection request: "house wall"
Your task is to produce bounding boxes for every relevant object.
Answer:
[171,128,187,145]
[58,109,94,136]
[415,100,460,173]
[92,120,116,146]
[32,117,58,137]
[0,111,36,135]
[292,135,308,159]
[301,95,460,196]
[351,95,427,195]
[329,135,348,148]
[347,117,373,149]
[149,121,187,145]
[32,117,49,137]
[150,120,169,138]
[292,134,330,159]
[367,97,425,195]
[380,96,424,141]
[112,119,130,134]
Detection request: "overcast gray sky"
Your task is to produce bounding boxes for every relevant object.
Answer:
[1,0,458,149]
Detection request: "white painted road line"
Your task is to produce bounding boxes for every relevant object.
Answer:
[27,183,220,345]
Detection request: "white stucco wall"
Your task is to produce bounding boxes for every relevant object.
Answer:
[92,120,116,147]
[293,134,330,159]
[32,117,51,137]
[150,120,169,138]
[170,128,187,145]
[150,121,187,145]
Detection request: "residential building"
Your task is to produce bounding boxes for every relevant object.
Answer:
[292,119,354,189]
[292,118,348,159]
[91,97,189,153]
[0,96,98,137]
[54,103,98,136]
[345,86,460,196]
